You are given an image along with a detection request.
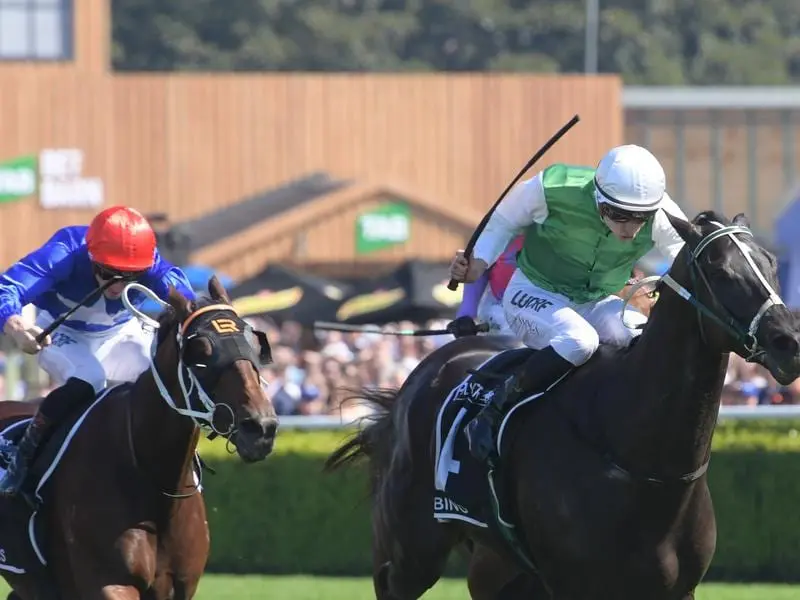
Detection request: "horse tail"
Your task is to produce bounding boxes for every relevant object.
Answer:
[324,387,400,491]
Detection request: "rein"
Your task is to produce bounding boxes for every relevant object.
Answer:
[622,224,783,360]
[614,222,782,484]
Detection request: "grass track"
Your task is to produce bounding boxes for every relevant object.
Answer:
[1,575,797,598]
[184,575,800,599]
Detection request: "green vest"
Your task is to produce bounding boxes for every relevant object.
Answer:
[516,164,654,304]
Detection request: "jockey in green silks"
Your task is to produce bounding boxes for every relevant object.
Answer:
[449,144,688,465]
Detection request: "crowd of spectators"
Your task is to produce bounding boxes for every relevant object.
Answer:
[0,270,797,413]
[251,317,800,419]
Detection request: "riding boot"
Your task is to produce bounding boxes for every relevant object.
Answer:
[0,412,52,498]
[465,346,573,465]
[0,377,95,499]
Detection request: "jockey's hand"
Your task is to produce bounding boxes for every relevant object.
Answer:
[3,315,51,354]
[447,316,480,338]
[450,250,488,283]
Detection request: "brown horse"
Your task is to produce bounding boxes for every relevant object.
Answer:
[325,211,800,600]
[0,275,277,599]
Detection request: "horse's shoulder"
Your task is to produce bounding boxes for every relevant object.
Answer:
[0,399,39,429]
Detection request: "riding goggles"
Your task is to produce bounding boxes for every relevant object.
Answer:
[92,263,148,282]
[599,203,653,224]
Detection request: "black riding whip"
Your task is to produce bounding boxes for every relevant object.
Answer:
[447,114,581,291]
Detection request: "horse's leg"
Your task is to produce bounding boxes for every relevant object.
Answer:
[371,480,459,600]
[467,543,552,600]
[100,586,140,599]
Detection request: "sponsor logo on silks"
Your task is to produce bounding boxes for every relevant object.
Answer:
[509,291,553,312]
[434,496,469,514]
[52,332,77,347]
[454,380,485,403]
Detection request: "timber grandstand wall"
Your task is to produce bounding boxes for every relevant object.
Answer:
[0,72,621,276]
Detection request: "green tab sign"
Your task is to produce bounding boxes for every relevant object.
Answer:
[0,155,37,203]
[355,201,411,254]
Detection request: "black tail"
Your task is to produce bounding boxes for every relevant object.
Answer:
[324,388,400,492]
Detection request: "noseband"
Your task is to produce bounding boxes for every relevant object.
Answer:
[121,283,270,435]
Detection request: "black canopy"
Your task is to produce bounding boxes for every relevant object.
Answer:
[229,264,351,325]
[334,260,462,325]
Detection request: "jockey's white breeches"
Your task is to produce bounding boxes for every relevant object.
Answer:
[476,289,513,335]
[35,314,154,393]
[502,268,647,366]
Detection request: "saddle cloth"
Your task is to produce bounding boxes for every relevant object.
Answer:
[432,347,538,528]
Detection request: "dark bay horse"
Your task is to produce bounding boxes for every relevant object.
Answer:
[0,276,277,599]
[325,211,800,600]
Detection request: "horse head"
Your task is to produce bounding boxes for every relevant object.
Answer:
[663,210,800,384]
[128,275,278,463]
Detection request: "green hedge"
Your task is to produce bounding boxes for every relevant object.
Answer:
[198,420,800,581]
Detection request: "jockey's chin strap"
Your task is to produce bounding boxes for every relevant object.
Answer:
[621,224,783,362]
[121,284,265,437]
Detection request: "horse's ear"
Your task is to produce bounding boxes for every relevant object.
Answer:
[166,284,192,318]
[665,211,702,247]
[253,329,273,365]
[208,275,231,304]
[732,212,751,228]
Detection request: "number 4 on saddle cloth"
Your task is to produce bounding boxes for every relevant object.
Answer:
[432,347,573,565]
[0,384,205,583]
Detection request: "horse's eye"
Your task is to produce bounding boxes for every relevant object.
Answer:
[704,244,726,268]
[184,337,213,362]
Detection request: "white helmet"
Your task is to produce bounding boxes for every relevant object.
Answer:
[594,144,665,213]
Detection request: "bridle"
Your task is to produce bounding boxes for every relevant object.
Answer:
[622,221,783,361]
[118,283,272,499]
[121,283,270,436]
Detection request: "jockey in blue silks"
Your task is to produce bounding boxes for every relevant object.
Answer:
[0,205,195,498]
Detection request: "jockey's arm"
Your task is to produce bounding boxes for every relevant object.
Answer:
[651,193,689,263]
[142,251,197,302]
[0,234,75,332]
[472,172,549,268]
[456,270,490,319]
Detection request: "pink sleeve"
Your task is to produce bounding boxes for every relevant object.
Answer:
[488,235,524,300]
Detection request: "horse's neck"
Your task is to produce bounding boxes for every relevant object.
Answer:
[129,368,199,495]
[610,290,728,478]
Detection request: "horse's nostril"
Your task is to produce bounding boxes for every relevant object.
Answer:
[240,417,278,439]
[263,420,278,439]
[771,333,799,356]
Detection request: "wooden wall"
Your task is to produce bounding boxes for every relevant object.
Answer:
[625,109,800,233]
[0,72,622,273]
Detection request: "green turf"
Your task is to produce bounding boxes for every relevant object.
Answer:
[137,575,800,599]
[190,576,800,599]
[1,575,797,598]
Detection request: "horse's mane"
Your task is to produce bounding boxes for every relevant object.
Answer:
[690,210,733,227]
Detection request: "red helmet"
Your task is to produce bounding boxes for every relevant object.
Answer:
[86,206,156,271]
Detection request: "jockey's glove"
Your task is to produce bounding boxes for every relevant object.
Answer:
[447,316,480,338]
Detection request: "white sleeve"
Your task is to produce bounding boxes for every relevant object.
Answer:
[472,173,548,265]
[651,192,688,262]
